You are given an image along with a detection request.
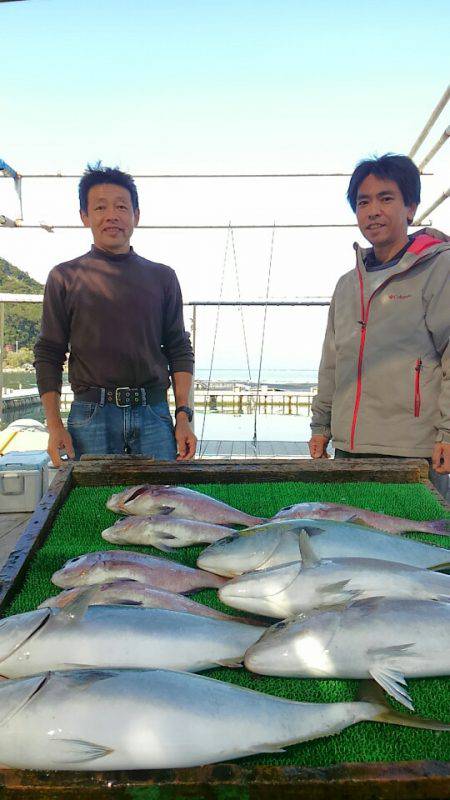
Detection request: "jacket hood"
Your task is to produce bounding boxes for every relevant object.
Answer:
[353,228,450,270]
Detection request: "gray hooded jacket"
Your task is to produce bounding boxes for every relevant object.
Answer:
[311,229,450,457]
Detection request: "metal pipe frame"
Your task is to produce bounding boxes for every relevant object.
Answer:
[409,85,450,158]
[418,126,450,172]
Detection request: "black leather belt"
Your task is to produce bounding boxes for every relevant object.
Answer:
[74,386,167,408]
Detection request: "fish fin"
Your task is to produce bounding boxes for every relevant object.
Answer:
[298,531,320,567]
[367,642,416,659]
[49,738,113,764]
[157,506,176,515]
[347,514,372,527]
[358,680,450,731]
[368,665,414,710]
[300,526,327,537]
[246,743,286,755]
[55,586,100,624]
[318,580,362,603]
[346,596,386,611]
[427,562,450,573]
[214,658,244,668]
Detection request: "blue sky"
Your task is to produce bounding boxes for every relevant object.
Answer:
[1,0,449,375]
[2,0,450,172]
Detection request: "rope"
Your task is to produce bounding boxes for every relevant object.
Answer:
[198,224,231,458]
[230,228,252,382]
[252,224,276,451]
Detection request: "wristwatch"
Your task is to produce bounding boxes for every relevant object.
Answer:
[175,405,194,422]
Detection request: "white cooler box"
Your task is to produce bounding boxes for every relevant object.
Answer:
[0,451,50,513]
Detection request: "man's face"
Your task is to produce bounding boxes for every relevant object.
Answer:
[80,183,140,254]
[355,174,417,256]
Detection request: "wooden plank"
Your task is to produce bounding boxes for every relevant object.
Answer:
[0,760,449,799]
[71,457,427,487]
[0,465,74,609]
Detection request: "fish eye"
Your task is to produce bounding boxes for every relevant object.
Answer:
[282,505,293,511]
[68,555,83,564]
[218,535,236,545]
[273,620,288,630]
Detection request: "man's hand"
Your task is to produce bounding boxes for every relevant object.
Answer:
[47,425,75,467]
[432,442,450,474]
[308,434,331,459]
[175,416,197,461]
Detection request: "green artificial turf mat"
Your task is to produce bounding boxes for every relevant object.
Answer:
[2,480,450,768]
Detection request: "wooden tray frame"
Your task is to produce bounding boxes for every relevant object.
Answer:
[0,456,449,799]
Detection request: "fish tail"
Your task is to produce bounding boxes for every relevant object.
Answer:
[358,681,450,731]
[426,519,450,536]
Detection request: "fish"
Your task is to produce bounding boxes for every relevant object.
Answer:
[106,484,266,525]
[219,532,450,618]
[244,597,450,710]
[274,502,450,536]
[52,550,226,592]
[39,580,263,626]
[197,519,450,577]
[0,669,447,770]
[101,515,238,551]
[0,592,265,678]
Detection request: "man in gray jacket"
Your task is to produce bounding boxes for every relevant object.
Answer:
[309,154,450,492]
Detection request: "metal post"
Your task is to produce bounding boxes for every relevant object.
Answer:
[189,304,196,431]
[413,189,450,226]
[409,85,450,158]
[418,126,450,172]
[0,302,4,422]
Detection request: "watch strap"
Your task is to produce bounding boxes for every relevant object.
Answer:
[175,405,193,422]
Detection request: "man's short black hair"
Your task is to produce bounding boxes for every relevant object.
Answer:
[79,162,139,212]
[347,154,421,212]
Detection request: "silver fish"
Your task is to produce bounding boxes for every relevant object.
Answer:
[52,550,226,592]
[0,669,447,770]
[197,519,450,577]
[106,484,266,525]
[219,532,450,617]
[39,581,263,626]
[101,515,237,551]
[245,597,450,709]
[274,502,450,536]
[0,593,265,678]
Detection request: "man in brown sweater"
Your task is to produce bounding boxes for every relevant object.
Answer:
[34,164,196,466]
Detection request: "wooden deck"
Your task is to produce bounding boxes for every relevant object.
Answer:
[197,440,311,458]
[0,512,31,568]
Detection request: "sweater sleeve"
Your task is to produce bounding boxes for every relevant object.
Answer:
[310,292,336,439]
[33,267,70,396]
[161,270,195,375]
[423,254,450,444]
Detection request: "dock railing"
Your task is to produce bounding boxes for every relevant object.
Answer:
[0,295,330,421]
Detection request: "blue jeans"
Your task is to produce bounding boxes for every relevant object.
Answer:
[67,399,177,460]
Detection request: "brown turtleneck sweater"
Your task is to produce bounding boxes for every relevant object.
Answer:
[34,246,194,396]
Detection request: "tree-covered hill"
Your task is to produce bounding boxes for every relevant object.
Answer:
[0,257,44,348]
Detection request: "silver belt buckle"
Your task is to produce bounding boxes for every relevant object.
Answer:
[115,387,131,407]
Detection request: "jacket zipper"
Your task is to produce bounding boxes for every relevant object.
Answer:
[349,249,437,450]
[350,269,397,450]
[414,358,422,417]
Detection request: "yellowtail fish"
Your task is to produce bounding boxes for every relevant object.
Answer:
[0,670,447,769]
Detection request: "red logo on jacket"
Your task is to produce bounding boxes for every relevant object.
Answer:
[388,293,412,300]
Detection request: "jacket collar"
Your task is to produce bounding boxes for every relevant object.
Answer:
[354,227,450,288]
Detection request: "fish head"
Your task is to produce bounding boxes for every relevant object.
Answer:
[51,552,106,587]
[219,561,302,616]
[0,609,51,665]
[101,516,146,542]
[106,485,154,514]
[244,607,340,677]
[197,530,284,577]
